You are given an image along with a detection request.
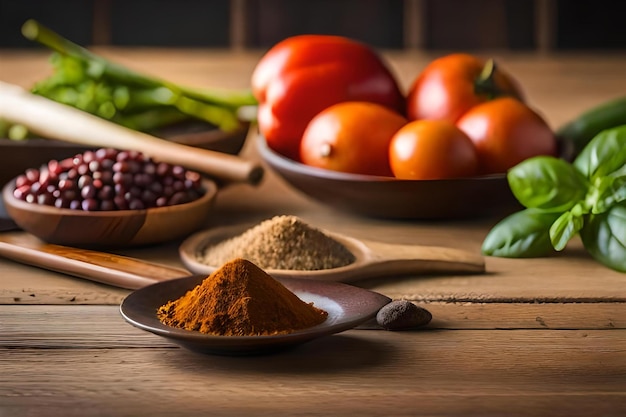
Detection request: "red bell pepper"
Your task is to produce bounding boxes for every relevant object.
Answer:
[251,35,405,161]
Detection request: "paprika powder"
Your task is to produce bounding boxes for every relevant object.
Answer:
[157,258,328,336]
[251,34,405,161]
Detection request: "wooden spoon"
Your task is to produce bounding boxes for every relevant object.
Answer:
[179,225,486,283]
[0,81,263,185]
[0,223,482,293]
[0,231,187,290]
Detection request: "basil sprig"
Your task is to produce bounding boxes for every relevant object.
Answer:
[482,125,626,272]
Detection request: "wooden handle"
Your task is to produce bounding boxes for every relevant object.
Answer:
[0,232,189,290]
[0,81,264,185]
[358,239,486,276]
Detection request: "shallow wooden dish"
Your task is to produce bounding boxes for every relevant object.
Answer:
[2,178,218,248]
[257,136,521,220]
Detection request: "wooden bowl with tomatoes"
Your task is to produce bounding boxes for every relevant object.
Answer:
[252,46,566,220]
[258,134,524,220]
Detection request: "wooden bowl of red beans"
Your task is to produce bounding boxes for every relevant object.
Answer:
[2,148,217,248]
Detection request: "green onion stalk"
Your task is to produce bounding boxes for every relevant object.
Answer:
[2,19,257,140]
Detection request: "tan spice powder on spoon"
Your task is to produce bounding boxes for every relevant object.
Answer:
[196,215,356,270]
[157,258,328,336]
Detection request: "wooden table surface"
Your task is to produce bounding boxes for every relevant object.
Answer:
[1,48,626,416]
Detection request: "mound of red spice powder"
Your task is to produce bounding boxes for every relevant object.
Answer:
[157,258,328,336]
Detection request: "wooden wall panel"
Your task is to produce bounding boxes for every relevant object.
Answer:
[245,0,404,49]
[0,0,93,47]
[109,0,230,47]
[0,0,625,51]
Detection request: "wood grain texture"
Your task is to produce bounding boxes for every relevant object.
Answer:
[2,301,624,337]
[364,243,626,303]
[1,306,625,417]
[2,50,626,417]
[0,232,189,290]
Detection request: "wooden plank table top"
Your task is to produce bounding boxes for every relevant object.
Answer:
[1,48,626,416]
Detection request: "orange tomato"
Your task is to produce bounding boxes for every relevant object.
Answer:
[456,97,557,175]
[300,102,407,176]
[406,53,523,123]
[389,120,479,180]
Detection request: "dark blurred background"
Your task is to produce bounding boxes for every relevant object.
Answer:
[1,0,625,50]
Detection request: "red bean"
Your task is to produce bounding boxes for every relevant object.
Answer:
[25,168,39,183]
[12,148,205,211]
[81,199,99,211]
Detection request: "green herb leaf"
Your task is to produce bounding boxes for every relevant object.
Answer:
[508,156,588,212]
[574,125,626,180]
[591,176,626,214]
[23,20,257,133]
[580,203,626,272]
[482,209,561,258]
[549,210,584,251]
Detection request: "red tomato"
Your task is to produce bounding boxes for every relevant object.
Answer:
[406,53,523,123]
[300,102,407,176]
[456,97,557,174]
[389,120,479,180]
[251,35,405,161]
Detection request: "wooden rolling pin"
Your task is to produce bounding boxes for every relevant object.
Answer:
[0,81,264,185]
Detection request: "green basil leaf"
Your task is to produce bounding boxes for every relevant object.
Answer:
[591,176,626,214]
[574,125,626,180]
[482,209,560,258]
[508,156,588,212]
[549,210,584,251]
[580,203,626,272]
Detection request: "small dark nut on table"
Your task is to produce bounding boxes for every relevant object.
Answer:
[376,300,432,330]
